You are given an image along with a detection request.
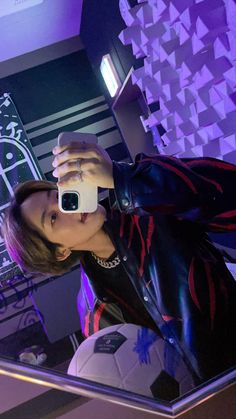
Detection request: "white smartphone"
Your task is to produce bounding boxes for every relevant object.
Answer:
[57,131,98,213]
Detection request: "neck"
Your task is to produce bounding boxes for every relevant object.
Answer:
[91,231,115,259]
[74,227,115,259]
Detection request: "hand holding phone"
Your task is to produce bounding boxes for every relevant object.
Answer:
[56,132,98,213]
[53,131,114,213]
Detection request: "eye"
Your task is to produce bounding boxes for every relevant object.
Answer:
[51,213,57,226]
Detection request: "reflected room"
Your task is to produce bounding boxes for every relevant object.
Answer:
[0,0,236,417]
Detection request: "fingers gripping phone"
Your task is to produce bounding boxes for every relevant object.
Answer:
[57,131,98,213]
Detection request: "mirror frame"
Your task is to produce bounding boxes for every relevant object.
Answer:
[0,357,235,417]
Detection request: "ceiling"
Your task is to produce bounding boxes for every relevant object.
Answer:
[0,0,84,62]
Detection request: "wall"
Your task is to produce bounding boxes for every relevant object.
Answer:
[0,48,130,181]
[0,0,83,62]
[0,35,84,79]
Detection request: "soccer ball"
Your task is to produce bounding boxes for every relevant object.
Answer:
[68,324,195,400]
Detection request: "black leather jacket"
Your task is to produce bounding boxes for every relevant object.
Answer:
[80,153,236,382]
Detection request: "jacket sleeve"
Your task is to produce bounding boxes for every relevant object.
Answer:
[109,153,236,228]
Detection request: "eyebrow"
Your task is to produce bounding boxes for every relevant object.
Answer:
[40,190,51,229]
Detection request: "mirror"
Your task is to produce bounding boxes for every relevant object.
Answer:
[0,0,236,416]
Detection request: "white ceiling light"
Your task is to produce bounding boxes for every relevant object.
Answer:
[0,0,43,18]
[100,54,121,97]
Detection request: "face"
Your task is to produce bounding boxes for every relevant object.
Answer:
[20,189,106,253]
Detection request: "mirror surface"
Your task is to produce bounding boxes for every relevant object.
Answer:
[0,0,236,416]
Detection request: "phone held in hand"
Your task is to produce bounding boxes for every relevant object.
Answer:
[57,131,98,214]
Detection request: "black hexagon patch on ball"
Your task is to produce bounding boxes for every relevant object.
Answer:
[150,370,180,401]
[94,331,127,354]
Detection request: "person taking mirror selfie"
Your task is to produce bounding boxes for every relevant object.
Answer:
[1,133,236,385]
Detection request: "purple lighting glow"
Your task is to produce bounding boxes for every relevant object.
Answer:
[0,0,83,62]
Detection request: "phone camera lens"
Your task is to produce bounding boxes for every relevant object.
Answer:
[62,192,79,211]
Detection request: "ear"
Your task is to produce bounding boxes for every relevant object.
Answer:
[55,246,71,261]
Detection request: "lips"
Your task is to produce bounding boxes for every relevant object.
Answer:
[81,213,88,223]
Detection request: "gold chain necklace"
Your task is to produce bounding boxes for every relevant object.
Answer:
[91,251,121,269]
